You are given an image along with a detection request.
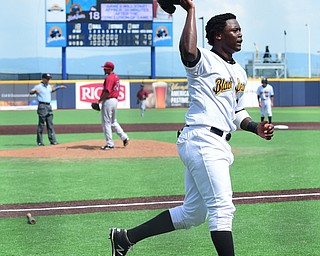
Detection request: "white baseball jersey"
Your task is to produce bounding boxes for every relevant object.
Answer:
[256,84,274,101]
[171,48,247,232]
[257,83,274,117]
[184,47,247,132]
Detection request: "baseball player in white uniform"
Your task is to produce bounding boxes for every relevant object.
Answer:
[257,77,274,123]
[109,1,274,255]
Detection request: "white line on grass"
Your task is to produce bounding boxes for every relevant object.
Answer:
[1,193,320,213]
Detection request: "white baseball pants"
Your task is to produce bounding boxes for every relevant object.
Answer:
[170,125,235,232]
[260,99,272,117]
[101,98,128,147]
[139,99,147,117]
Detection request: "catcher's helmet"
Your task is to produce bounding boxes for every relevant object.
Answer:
[261,77,268,83]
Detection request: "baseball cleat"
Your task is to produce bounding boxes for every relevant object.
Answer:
[109,228,134,256]
[123,138,129,147]
[101,145,114,150]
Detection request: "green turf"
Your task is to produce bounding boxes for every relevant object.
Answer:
[1,200,320,255]
[0,157,185,204]
[0,108,186,125]
[1,107,319,255]
[1,130,319,205]
[230,130,320,192]
[0,107,319,126]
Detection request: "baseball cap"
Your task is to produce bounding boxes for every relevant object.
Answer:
[101,61,114,70]
[42,73,52,79]
[261,77,268,83]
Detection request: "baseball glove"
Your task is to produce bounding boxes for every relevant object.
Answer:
[157,0,180,14]
[91,102,100,111]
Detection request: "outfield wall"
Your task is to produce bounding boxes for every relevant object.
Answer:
[0,78,319,110]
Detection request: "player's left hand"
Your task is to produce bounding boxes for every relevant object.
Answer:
[60,85,67,89]
[257,121,274,140]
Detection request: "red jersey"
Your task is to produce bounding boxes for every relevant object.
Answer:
[137,89,149,100]
[103,73,120,99]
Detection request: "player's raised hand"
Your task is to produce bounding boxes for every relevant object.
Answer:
[257,121,274,140]
[180,0,195,11]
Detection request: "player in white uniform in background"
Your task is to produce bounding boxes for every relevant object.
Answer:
[257,77,274,123]
[109,1,274,255]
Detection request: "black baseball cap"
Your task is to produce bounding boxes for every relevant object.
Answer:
[42,73,52,79]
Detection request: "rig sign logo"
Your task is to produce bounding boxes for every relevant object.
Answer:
[79,83,126,103]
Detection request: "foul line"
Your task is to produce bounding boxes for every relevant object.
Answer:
[1,193,320,213]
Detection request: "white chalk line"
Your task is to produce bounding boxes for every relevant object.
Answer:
[1,193,320,213]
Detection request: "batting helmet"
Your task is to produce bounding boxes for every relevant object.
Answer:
[101,62,114,70]
[261,77,268,83]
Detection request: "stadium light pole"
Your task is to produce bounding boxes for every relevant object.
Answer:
[305,24,311,78]
[199,17,205,48]
[317,50,320,77]
[283,30,287,61]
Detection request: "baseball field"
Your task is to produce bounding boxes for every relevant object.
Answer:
[0,107,320,255]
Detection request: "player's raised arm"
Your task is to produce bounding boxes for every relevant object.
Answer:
[179,0,198,64]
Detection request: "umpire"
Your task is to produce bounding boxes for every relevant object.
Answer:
[29,73,66,146]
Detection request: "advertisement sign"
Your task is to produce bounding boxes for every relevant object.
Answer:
[167,81,189,107]
[152,22,172,46]
[75,81,130,109]
[136,80,187,108]
[243,80,260,107]
[0,83,57,110]
[46,0,66,22]
[46,23,67,47]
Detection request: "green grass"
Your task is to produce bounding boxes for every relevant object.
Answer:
[1,201,320,255]
[0,157,184,204]
[0,107,319,255]
[1,130,319,205]
[0,108,187,125]
[0,107,319,126]
[230,130,320,191]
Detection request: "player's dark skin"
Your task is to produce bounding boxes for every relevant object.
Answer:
[216,19,242,59]
[179,1,273,140]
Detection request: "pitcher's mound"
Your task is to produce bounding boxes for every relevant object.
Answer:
[0,140,178,159]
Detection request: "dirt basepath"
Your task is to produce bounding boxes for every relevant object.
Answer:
[1,122,320,135]
[1,189,319,218]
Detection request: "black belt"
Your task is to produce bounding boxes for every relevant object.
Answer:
[39,101,50,105]
[185,125,231,141]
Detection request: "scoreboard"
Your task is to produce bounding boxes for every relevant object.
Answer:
[67,21,152,47]
[46,0,173,47]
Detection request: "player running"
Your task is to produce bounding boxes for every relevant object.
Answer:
[109,1,274,255]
